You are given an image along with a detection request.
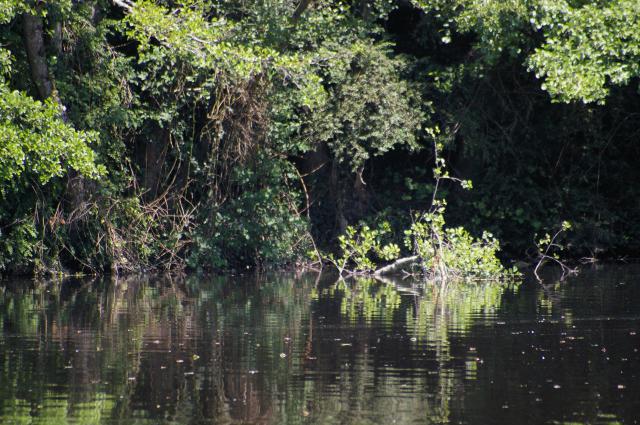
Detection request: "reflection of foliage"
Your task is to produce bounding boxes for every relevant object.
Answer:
[1,393,114,425]
[408,280,517,424]
[310,276,519,425]
[2,271,631,425]
[406,205,515,281]
[321,276,517,344]
[408,280,517,340]
[323,278,519,332]
[0,277,193,424]
[0,274,320,424]
[325,278,402,323]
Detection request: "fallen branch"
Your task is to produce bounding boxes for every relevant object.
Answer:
[112,0,134,12]
[374,255,419,276]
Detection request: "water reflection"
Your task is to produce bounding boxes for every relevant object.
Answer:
[0,267,638,424]
[312,277,517,424]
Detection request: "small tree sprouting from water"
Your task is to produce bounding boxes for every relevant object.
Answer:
[327,138,518,282]
[533,221,577,282]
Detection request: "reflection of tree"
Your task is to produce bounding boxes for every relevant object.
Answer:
[300,277,519,424]
[0,276,214,424]
[409,281,518,423]
[0,273,319,424]
[1,392,114,425]
[0,274,517,424]
[407,281,512,344]
[324,278,402,323]
[0,281,200,423]
[1,270,633,424]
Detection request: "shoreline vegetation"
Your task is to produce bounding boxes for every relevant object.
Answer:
[2,1,640,280]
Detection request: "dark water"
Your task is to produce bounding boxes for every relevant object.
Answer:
[0,266,639,425]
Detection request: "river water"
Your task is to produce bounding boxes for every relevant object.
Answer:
[0,266,639,424]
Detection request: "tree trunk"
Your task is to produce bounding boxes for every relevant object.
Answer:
[291,0,313,22]
[353,165,369,217]
[23,7,91,234]
[331,158,348,234]
[23,11,55,101]
[143,128,170,200]
[51,21,63,56]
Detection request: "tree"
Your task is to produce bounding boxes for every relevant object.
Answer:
[529,0,640,103]
[0,2,101,186]
[413,0,640,104]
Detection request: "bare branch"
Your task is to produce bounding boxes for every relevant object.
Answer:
[112,0,134,12]
[374,256,419,276]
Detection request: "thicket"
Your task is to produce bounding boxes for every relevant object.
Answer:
[1,0,640,277]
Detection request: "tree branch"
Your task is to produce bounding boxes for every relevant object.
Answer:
[374,256,419,276]
[291,0,312,22]
[112,0,134,12]
[23,12,53,100]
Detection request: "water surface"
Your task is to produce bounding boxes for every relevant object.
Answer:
[1,266,639,424]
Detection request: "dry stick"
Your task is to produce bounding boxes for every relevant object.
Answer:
[291,166,323,268]
[293,166,312,218]
[333,255,420,278]
[534,253,575,282]
[299,161,328,178]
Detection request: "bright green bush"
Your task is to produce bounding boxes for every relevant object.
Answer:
[405,204,514,281]
[0,86,102,185]
[328,221,401,274]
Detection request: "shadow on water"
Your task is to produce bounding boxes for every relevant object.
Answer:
[0,266,639,424]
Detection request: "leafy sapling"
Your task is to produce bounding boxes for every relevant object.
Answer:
[533,221,577,282]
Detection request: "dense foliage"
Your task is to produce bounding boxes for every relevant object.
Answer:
[2,0,640,275]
